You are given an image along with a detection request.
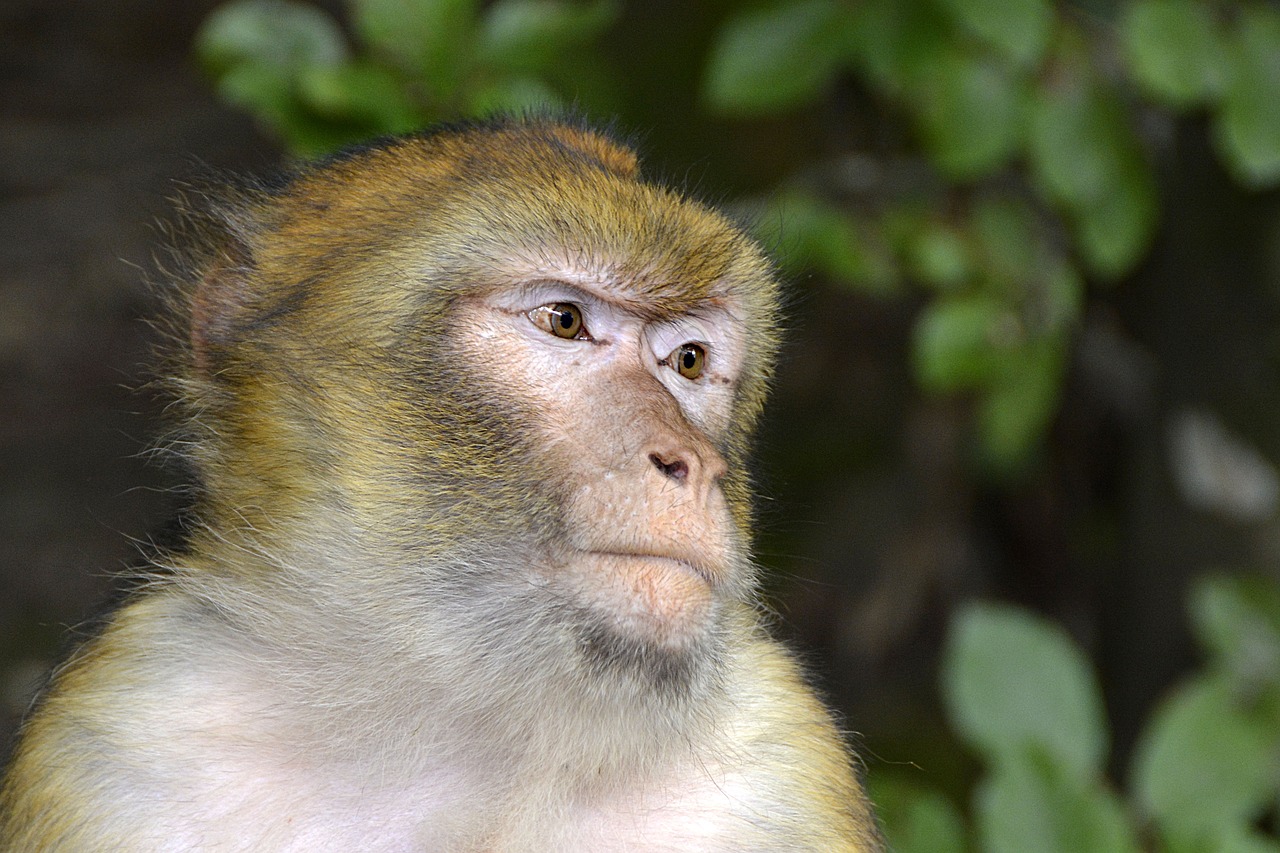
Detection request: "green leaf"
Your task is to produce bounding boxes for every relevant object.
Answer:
[478,0,617,74]
[1035,261,1085,335]
[1190,574,1280,691]
[1029,64,1158,277]
[351,0,478,95]
[971,199,1083,332]
[938,0,1052,68]
[1029,76,1113,206]
[194,0,357,154]
[1055,170,1156,280]
[914,49,1028,179]
[298,62,422,132]
[1215,5,1280,188]
[215,62,295,121]
[908,220,971,290]
[1131,676,1277,843]
[215,63,358,156]
[760,194,899,295]
[972,197,1039,287]
[1121,0,1227,107]
[703,0,851,115]
[1074,164,1158,278]
[196,0,347,77]
[465,76,563,115]
[846,0,952,94]
[976,751,1140,853]
[977,335,1065,472]
[943,603,1108,780]
[868,775,968,853]
[1214,826,1280,853]
[913,295,1019,392]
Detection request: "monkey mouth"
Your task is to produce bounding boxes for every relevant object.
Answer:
[575,551,720,645]
[591,551,717,586]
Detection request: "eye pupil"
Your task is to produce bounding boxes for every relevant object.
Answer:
[674,343,705,380]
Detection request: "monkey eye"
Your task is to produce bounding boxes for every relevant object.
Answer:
[529,302,589,340]
[668,343,706,380]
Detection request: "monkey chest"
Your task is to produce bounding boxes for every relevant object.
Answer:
[145,761,758,852]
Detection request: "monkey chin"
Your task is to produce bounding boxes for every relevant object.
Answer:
[567,552,723,693]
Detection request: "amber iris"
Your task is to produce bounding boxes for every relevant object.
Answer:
[674,343,705,380]
[531,302,586,339]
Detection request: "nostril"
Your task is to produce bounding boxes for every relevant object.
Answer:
[649,453,689,482]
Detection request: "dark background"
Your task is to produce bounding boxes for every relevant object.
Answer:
[4,0,1280,794]
[0,0,277,734]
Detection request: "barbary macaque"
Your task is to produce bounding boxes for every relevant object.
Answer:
[0,117,882,851]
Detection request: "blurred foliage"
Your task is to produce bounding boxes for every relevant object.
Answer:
[196,0,619,155]
[875,576,1280,852]
[193,0,1280,847]
[194,0,1280,476]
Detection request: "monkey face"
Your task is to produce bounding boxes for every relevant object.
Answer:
[452,275,752,668]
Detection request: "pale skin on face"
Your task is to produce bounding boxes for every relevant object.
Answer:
[458,273,748,649]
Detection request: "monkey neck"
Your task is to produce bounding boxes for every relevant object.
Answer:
[163,536,739,789]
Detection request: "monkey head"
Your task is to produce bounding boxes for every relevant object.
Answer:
[174,117,781,703]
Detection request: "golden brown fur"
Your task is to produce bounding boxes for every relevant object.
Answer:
[0,117,880,851]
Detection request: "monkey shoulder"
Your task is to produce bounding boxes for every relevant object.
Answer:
[708,629,884,851]
[2,592,273,847]
[0,592,201,848]
[1,590,457,851]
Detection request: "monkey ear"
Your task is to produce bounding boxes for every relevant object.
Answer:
[545,124,639,178]
[189,243,254,377]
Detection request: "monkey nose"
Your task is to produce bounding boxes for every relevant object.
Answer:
[648,446,727,486]
[650,453,689,481]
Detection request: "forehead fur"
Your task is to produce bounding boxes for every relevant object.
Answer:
[176,118,780,532]
[252,119,778,321]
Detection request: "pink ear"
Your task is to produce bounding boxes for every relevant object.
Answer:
[189,248,253,377]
